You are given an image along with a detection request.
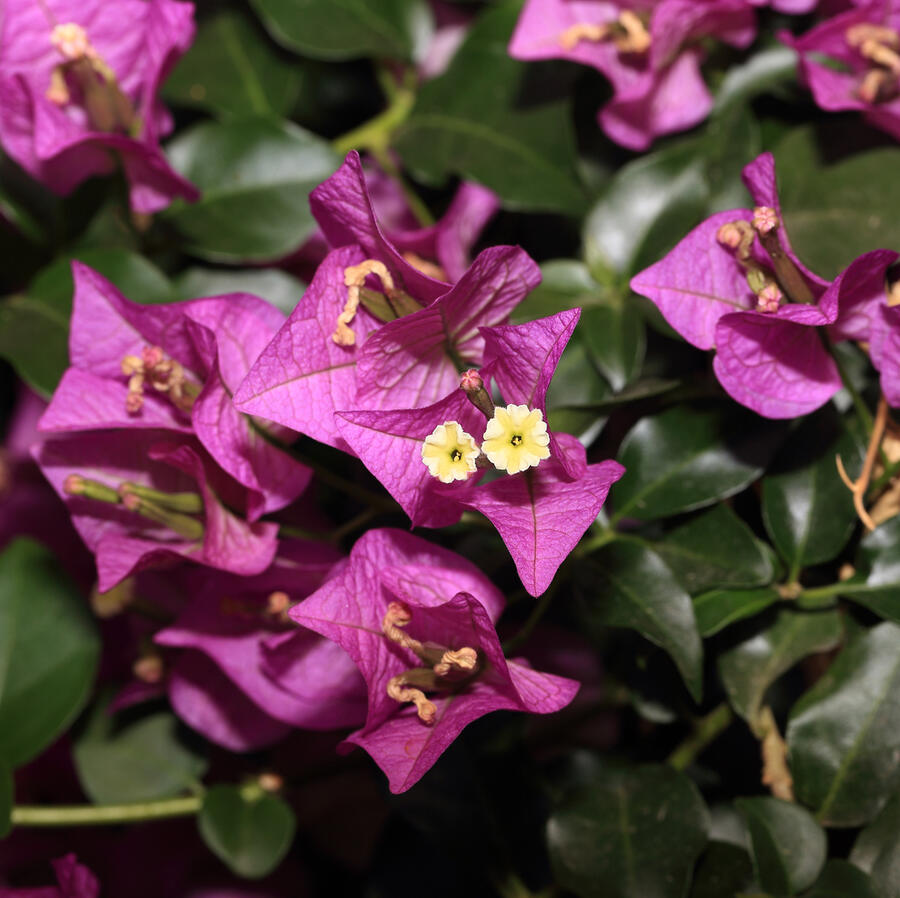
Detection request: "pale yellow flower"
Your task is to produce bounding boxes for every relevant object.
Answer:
[482,405,550,475]
[421,421,480,484]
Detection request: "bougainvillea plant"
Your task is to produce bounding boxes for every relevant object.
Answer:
[4,0,900,895]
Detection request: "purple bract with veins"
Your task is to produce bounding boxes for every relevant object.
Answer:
[39,262,311,522]
[508,0,756,150]
[154,544,366,751]
[33,430,278,592]
[781,1,900,143]
[234,153,539,451]
[631,151,900,418]
[0,0,198,212]
[337,310,625,596]
[290,528,579,793]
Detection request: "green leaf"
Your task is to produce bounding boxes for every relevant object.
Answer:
[787,622,900,827]
[164,10,303,118]
[164,117,340,262]
[693,587,780,638]
[173,267,305,316]
[712,46,798,115]
[839,517,900,624]
[803,860,880,898]
[761,408,864,576]
[546,339,610,410]
[718,608,843,727]
[0,249,172,397]
[689,841,754,898]
[394,2,585,214]
[249,0,425,61]
[0,759,11,839]
[851,788,900,898]
[736,796,826,896]
[74,703,207,805]
[612,405,785,522]
[199,785,296,879]
[656,505,774,596]
[547,764,709,898]
[580,302,645,393]
[776,127,900,280]
[511,260,602,324]
[0,540,100,768]
[576,541,703,701]
[583,142,707,282]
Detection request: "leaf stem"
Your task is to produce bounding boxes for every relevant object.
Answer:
[667,703,733,771]
[574,528,618,557]
[11,795,202,827]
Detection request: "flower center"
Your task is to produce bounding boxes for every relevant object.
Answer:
[381,602,481,725]
[558,11,650,55]
[46,22,139,134]
[422,421,480,483]
[120,345,198,415]
[846,23,900,103]
[481,405,551,475]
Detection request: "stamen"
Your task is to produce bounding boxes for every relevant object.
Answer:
[433,647,478,677]
[755,282,783,314]
[89,578,135,619]
[117,482,203,513]
[121,491,204,540]
[559,22,611,51]
[461,368,496,420]
[133,654,164,684]
[387,674,437,724]
[847,23,900,51]
[120,346,197,414]
[382,601,428,657]
[266,590,291,624]
[616,10,650,54]
[63,474,121,504]
[859,68,899,103]
[334,260,396,346]
[402,251,448,282]
[50,23,92,61]
[716,220,755,263]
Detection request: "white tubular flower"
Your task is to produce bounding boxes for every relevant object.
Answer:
[482,405,550,475]
[421,421,480,484]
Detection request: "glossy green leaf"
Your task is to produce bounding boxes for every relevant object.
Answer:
[787,622,900,827]
[199,785,296,879]
[547,765,709,898]
[719,608,842,727]
[511,260,602,324]
[712,46,798,115]
[803,860,879,898]
[761,409,864,575]
[583,143,707,282]
[546,339,610,410]
[173,267,305,315]
[164,117,340,262]
[693,587,780,638]
[0,249,172,397]
[164,10,303,118]
[612,405,785,522]
[839,516,900,624]
[0,760,11,839]
[736,796,826,896]
[656,505,774,596]
[395,2,585,214]
[74,703,207,805]
[851,788,900,898]
[0,540,100,768]
[576,541,703,701]
[249,0,425,60]
[580,302,645,393]
[777,127,900,280]
[689,841,754,898]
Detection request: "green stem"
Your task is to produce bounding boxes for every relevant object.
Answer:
[825,335,873,435]
[573,528,618,557]
[332,67,417,157]
[11,796,202,827]
[667,703,733,771]
[795,582,845,609]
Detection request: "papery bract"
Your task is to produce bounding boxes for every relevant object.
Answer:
[337,310,625,594]
[631,152,899,418]
[155,544,366,751]
[0,0,198,211]
[40,262,311,521]
[508,0,756,150]
[34,430,278,591]
[782,1,900,142]
[290,529,578,792]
